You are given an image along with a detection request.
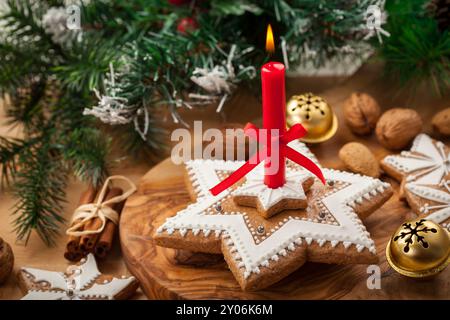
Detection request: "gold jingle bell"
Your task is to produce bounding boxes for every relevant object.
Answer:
[286,93,338,143]
[386,218,450,278]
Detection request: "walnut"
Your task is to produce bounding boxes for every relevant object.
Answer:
[432,108,450,136]
[343,92,381,135]
[0,237,14,285]
[376,108,423,150]
[339,142,380,178]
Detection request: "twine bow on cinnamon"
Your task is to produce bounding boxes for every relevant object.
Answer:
[66,176,137,237]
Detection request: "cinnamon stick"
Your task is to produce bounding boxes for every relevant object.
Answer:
[64,250,83,262]
[94,199,125,258]
[64,185,97,261]
[79,187,123,253]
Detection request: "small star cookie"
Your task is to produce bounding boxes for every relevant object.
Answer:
[381,133,450,229]
[233,166,315,218]
[18,254,139,300]
[154,141,393,291]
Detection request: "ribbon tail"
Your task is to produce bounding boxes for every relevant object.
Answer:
[209,148,266,196]
[285,146,325,184]
[101,175,137,207]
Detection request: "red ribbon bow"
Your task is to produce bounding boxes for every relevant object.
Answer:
[209,123,325,196]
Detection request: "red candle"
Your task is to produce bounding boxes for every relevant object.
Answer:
[261,61,286,188]
[208,25,324,197]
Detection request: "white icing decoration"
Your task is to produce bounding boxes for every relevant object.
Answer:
[21,268,67,289]
[186,159,245,199]
[405,184,450,225]
[233,163,312,210]
[383,134,450,185]
[77,254,102,289]
[21,254,135,300]
[21,291,69,300]
[78,278,135,300]
[160,149,385,278]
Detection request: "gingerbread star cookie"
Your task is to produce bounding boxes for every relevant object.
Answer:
[381,133,450,229]
[154,141,393,291]
[18,254,139,300]
[381,133,449,188]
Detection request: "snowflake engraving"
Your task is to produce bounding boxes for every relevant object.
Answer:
[394,219,437,253]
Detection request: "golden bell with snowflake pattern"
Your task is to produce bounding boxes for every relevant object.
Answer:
[386,218,450,278]
[286,93,338,143]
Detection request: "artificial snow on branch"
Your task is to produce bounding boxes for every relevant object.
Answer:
[83,63,151,140]
[189,45,256,113]
[42,6,81,47]
[363,2,391,43]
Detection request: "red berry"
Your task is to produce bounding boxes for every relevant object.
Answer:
[177,17,198,34]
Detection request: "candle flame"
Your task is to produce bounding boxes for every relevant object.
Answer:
[265,24,275,54]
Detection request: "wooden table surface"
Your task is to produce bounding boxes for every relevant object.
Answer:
[120,159,449,299]
[0,61,448,299]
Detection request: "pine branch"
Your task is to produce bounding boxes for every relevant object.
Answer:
[7,102,111,245]
[3,0,65,57]
[210,0,262,16]
[4,77,47,131]
[62,127,110,188]
[0,42,43,90]
[12,132,68,246]
[54,37,122,93]
[0,136,40,187]
[380,0,450,94]
[3,0,45,39]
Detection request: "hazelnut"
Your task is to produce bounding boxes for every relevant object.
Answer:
[339,142,380,178]
[343,92,381,135]
[376,108,423,150]
[0,237,14,285]
[432,108,450,136]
